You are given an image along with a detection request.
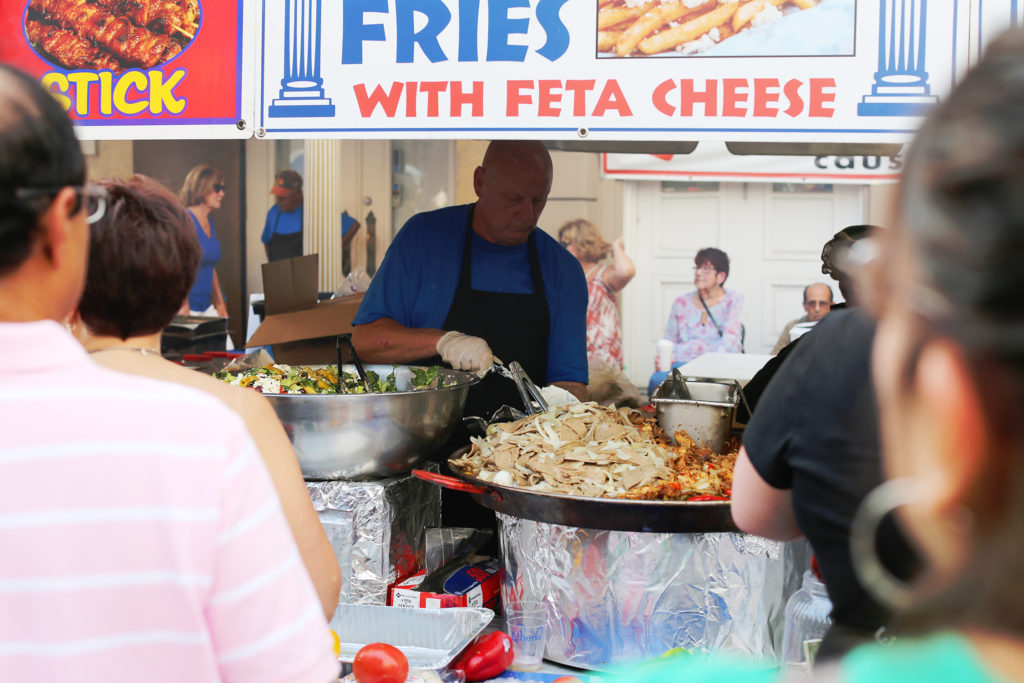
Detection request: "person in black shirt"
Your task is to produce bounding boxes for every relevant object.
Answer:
[731,227,916,659]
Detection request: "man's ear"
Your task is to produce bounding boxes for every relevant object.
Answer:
[38,187,79,268]
[913,339,988,515]
[472,165,485,198]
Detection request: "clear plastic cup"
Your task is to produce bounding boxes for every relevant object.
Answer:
[505,601,547,671]
[656,339,674,370]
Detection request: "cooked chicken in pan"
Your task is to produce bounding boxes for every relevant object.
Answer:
[451,402,736,501]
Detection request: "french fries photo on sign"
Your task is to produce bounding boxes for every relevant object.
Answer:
[597,0,856,57]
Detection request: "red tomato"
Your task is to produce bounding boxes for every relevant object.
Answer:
[353,642,409,683]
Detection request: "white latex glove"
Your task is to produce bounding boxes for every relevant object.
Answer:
[436,331,493,377]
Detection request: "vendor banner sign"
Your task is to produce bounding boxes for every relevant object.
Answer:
[257,0,969,142]
[602,142,904,184]
[0,0,256,139]
[976,0,1024,56]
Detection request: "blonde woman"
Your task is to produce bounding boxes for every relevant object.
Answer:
[179,164,228,317]
[558,219,635,370]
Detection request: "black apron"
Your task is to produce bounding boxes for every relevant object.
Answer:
[443,205,551,420]
[427,205,552,534]
[267,207,303,262]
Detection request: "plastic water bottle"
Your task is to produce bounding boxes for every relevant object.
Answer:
[781,569,833,676]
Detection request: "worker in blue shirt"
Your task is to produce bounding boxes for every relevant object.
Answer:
[352,140,590,419]
[261,169,303,262]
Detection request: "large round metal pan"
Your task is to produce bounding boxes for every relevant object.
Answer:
[412,446,737,534]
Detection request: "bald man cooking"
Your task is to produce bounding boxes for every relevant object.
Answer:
[352,141,589,419]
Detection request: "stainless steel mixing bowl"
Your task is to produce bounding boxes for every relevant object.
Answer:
[265,364,477,480]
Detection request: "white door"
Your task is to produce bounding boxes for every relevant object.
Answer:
[620,181,868,388]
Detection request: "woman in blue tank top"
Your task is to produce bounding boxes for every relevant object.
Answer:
[179,165,228,317]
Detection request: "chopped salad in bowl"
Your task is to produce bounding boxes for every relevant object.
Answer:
[214,364,450,395]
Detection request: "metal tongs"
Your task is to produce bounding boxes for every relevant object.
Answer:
[657,367,692,399]
[509,360,548,415]
[336,333,371,393]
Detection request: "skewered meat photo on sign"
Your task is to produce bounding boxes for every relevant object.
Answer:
[0,0,251,138]
[25,0,198,72]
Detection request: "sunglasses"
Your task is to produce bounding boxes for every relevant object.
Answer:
[15,184,109,224]
[212,183,226,193]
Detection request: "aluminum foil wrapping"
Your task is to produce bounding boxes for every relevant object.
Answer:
[307,464,441,607]
[498,513,810,671]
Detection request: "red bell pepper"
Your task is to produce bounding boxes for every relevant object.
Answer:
[686,494,730,502]
[451,631,514,682]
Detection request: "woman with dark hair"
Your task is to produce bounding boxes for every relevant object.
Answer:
[68,175,341,620]
[647,247,743,396]
[557,218,635,370]
[0,66,336,680]
[616,27,1024,682]
[179,164,228,317]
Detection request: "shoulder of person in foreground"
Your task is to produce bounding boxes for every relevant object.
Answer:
[742,307,874,453]
[838,633,994,683]
[98,358,342,620]
[606,651,778,683]
[164,381,336,681]
[84,370,338,681]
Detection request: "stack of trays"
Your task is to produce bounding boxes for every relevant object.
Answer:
[334,605,493,674]
[162,315,228,354]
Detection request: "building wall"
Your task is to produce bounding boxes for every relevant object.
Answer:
[84,140,133,181]
[867,183,898,227]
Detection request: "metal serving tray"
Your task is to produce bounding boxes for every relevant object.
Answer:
[334,605,493,670]
[651,377,739,454]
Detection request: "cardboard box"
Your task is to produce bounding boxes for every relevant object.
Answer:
[246,254,364,364]
[389,558,502,610]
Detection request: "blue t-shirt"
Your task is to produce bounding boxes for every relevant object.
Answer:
[353,204,589,385]
[187,210,221,312]
[260,204,302,244]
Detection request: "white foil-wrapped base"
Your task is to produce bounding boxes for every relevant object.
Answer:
[498,513,810,670]
[308,464,441,608]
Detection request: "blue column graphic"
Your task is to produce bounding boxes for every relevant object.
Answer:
[858,0,938,117]
[269,0,335,118]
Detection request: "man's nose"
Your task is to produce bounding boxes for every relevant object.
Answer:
[515,199,536,222]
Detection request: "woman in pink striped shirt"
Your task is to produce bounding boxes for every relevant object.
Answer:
[67,174,341,621]
[0,64,337,683]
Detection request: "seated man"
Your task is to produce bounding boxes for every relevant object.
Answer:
[0,65,336,682]
[771,282,834,354]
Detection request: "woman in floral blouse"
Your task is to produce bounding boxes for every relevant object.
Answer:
[648,247,743,396]
[558,219,636,370]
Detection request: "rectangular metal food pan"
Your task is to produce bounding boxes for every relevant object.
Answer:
[651,378,739,454]
[335,605,493,669]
